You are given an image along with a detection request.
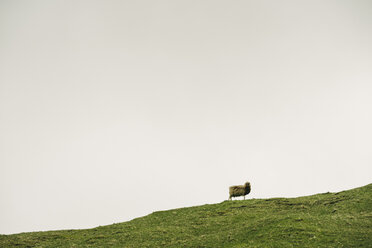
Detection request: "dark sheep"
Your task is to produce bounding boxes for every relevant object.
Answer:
[229,182,251,200]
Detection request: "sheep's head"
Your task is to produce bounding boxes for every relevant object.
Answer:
[245,182,251,187]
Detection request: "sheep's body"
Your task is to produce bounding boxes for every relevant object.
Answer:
[229,182,251,200]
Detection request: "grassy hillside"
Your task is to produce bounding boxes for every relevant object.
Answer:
[1,184,372,248]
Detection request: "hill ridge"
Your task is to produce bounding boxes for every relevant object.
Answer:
[1,183,372,247]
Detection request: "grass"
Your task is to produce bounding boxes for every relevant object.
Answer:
[1,183,371,247]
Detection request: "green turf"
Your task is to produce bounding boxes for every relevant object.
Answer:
[1,183,371,247]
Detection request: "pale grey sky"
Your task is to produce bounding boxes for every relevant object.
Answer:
[1,0,371,234]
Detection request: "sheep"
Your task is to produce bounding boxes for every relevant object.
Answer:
[229,182,251,200]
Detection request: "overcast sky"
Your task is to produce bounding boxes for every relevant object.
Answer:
[1,0,371,234]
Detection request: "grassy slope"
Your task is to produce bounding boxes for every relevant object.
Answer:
[1,184,371,248]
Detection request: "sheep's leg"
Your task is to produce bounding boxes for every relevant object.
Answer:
[244,195,245,200]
